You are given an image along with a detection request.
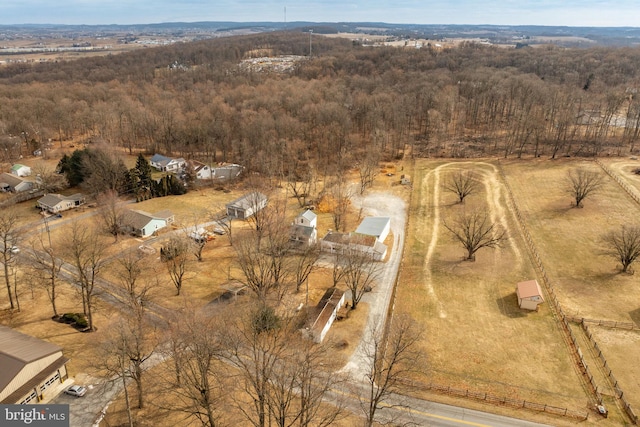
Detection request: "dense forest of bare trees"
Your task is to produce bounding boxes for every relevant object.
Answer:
[2,32,640,176]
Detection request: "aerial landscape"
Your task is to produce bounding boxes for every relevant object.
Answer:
[2,1,640,427]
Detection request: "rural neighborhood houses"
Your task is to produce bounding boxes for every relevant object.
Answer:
[226,192,268,219]
[0,326,69,404]
[11,164,31,177]
[0,173,33,193]
[122,209,175,237]
[37,193,86,213]
[516,280,545,311]
[150,154,186,173]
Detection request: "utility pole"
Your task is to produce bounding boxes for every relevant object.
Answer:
[309,29,313,57]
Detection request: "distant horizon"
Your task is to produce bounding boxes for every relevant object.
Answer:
[2,21,640,30]
[1,1,640,28]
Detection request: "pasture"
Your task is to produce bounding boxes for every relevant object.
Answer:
[396,158,640,425]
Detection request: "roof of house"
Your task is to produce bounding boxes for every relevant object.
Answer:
[0,326,62,395]
[0,173,25,187]
[11,164,29,172]
[38,193,84,207]
[188,160,208,172]
[299,209,317,223]
[517,280,544,299]
[124,209,172,230]
[150,154,171,165]
[290,224,315,239]
[213,164,243,180]
[355,217,391,238]
[38,194,65,206]
[309,288,345,336]
[227,192,268,210]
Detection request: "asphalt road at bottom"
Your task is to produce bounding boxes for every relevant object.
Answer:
[336,383,553,427]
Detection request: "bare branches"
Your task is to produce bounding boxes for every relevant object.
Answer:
[565,168,604,208]
[161,236,191,296]
[602,225,640,273]
[443,170,478,203]
[0,208,20,310]
[361,314,423,427]
[443,210,506,261]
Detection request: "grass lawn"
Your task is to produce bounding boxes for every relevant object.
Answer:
[396,159,591,414]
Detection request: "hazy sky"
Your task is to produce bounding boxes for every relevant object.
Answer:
[1,0,639,27]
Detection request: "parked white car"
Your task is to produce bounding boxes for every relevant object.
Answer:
[64,385,87,397]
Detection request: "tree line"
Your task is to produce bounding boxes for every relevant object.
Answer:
[2,33,640,177]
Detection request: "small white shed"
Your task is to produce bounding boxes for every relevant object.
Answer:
[516,280,544,311]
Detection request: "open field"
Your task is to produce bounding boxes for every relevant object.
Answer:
[395,158,640,425]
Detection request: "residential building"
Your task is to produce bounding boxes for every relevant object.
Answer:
[149,154,186,173]
[321,231,387,261]
[290,209,318,246]
[304,288,346,343]
[11,164,31,177]
[122,209,175,237]
[0,173,33,193]
[0,326,69,404]
[226,192,268,219]
[37,193,85,213]
[355,217,391,243]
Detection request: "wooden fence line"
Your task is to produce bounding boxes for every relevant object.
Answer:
[495,164,604,404]
[579,321,639,423]
[398,378,588,421]
[596,159,640,205]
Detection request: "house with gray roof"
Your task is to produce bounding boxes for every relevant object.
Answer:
[226,192,268,220]
[150,154,186,173]
[0,326,69,404]
[0,173,33,193]
[122,209,175,237]
[37,193,85,213]
[290,209,318,246]
[355,217,391,243]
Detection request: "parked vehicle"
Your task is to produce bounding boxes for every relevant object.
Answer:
[64,385,87,397]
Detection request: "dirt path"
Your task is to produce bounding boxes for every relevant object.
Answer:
[421,161,526,319]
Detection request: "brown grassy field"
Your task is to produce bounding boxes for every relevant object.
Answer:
[395,158,638,426]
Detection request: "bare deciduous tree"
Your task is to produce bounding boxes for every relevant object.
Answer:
[66,221,108,331]
[360,314,423,427]
[96,189,126,242]
[292,243,320,294]
[28,225,63,318]
[32,161,68,193]
[161,236,191,296]
[565,168,604,208]
[162,306,226,427]
[0,208,20,310]
[443,170,478,203]
[358,150,380,195]
[602,225,640,273]
[341,244,380,310]
[443,210,506,261]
